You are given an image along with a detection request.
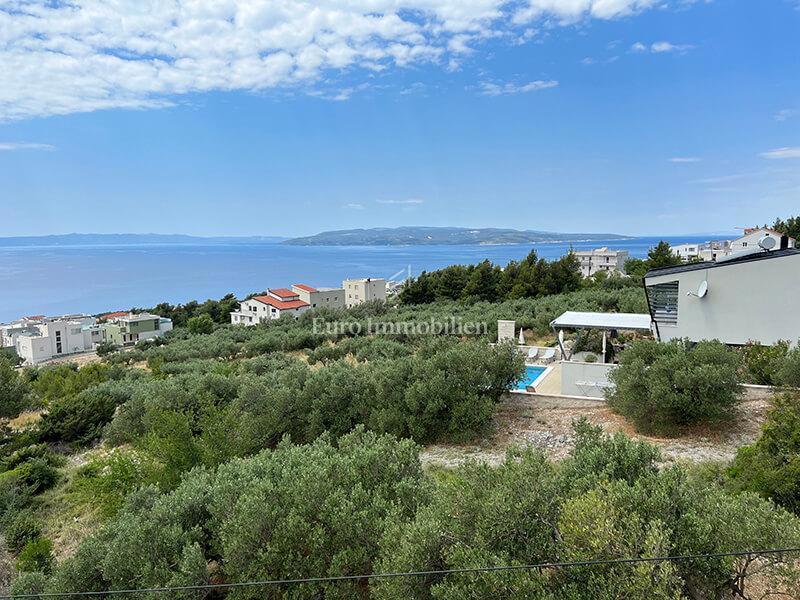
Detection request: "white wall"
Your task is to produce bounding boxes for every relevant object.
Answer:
[647,252,800,346]
[560,361,616,398]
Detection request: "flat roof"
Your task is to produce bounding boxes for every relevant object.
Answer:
[645,248,800,279]
[551,311,653,331]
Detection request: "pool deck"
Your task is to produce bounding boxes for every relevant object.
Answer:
[533,362,562,395]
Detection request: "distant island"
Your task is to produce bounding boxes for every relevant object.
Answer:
[0,233,286,247]
[284,227,631,246]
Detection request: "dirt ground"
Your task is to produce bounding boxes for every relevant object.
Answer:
[421,393,770,469]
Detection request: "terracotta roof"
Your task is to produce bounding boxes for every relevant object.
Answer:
[252,295,310,310]
[269,287,299,299]
[293,284,318,293]
[100,311,129,321]
[742,227,796,242]
[23,315,45,321]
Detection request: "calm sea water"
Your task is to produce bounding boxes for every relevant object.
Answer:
[0,236,713,321]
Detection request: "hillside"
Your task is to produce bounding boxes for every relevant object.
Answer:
[283,226,630,246]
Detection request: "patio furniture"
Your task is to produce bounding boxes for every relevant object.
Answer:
[539,347,556,363]
[526,347,539,361]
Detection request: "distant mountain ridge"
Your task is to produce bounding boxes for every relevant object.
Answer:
[284,227,631,246]
[0,233,287,247]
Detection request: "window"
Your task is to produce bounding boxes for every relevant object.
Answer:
[647,281,679,326]
[742,242,748,247]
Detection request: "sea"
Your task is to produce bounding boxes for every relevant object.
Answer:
[0,236,717,322]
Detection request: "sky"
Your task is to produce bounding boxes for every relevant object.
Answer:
[0,0,798,238]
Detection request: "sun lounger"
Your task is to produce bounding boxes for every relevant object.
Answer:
[539,347,556,363]
[527,348,539,360]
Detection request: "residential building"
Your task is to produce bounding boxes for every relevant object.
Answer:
[644,248,800,346]
[3,314,96,364]
[291,284,345,309]
[230,288,311,325]
[730,227,795,255]
[574,248,629,278]
[673,240,732,263]
[102,312,173,345]
[343,278,387,307]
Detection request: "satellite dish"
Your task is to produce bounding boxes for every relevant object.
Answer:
[697,280,708,298]
[759,235,777,251]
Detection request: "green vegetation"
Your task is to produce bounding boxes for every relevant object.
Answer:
[607,340,742,435]
[771,215,800,241]
[137,292,240,327]
[0,356,28,418]
[623,240,683,280]
[399,250,583,304]
[728,393,800,514]
[13,423,800,599]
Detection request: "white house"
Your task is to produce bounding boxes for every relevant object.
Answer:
[730,228,795,255]
[673,240,732,263]
[292,284,345,309]
[230,288,311,325]
[5,314,96,364]
[573,248,629,278]
[101,312,173,345]
[343,278,387,307]
[645,247,800,346]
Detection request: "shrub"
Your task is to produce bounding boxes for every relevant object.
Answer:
[0,356,28,419]
[727,392,800,513]
[186,314,215,335]
[584,353,597,363]
[38,382,131,445]
[607,339,742,435]
[777,346,800,389]
[16,538,54,573]
[4,511,42,553]
[95,341,119,357]
[739,341,789,385]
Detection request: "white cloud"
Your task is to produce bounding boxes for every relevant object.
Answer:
[775,109,798,122]
[0,0,687,121]
[760,147,800,160]
[0,142,55,151]
[669,156,701,163]
[343,202,365,210]
[631,40,694,54]
[376,198,425,205]
[479,79,558,96]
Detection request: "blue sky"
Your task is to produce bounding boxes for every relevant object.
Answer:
[0,0,798,238]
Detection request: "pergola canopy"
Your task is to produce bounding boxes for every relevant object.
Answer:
[550,311,653,332]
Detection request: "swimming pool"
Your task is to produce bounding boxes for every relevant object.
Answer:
[515,365,548,390]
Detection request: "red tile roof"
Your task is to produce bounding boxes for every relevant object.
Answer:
[293,284,318,293]
[252,295,309,310]
[269,287,299,299]
[100,311,129,321]
[24,315,45,321]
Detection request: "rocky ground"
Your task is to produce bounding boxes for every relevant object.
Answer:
[421,393,770,469]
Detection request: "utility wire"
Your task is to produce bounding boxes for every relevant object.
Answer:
[4,547,800,599]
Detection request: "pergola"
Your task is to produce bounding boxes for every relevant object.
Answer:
[550,311,654,361]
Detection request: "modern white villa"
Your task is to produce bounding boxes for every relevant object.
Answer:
[574,248,629,277]
[645,246,800,346]
[230,288,312,325]
[508,240,800,399]
[0,312,173,364]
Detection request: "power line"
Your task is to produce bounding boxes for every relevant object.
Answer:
[4,547,799,599]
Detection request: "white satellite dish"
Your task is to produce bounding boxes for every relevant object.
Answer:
[759,235,777,251]
[687,280,709,298]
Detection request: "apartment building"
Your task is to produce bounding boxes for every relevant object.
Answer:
[292,284,345,309]
[343,278,387,308]
[573,248,629,278]
[101,312,173,345]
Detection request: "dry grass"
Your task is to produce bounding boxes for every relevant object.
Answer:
[6,410,43,432]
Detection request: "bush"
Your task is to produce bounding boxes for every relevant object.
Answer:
[0,356,28,418]
[95,341,119,357]
[38,382,131,445]
[186,314,214,335]
[777,346,800,388]
[4,511,42,553]
[728,392,800,513]
[607,339,742,435]
[739,341,789,385]
[16,538,54,573]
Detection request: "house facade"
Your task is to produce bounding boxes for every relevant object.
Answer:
[102,312,173,345]
[292,284,345,309]
[730,228,795,255]
[573,248,629,278]
[343,278,387,307]
[644,248,800,346]
[230,288,311,325]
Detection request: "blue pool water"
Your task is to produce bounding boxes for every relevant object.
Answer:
[516,365,547,390]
